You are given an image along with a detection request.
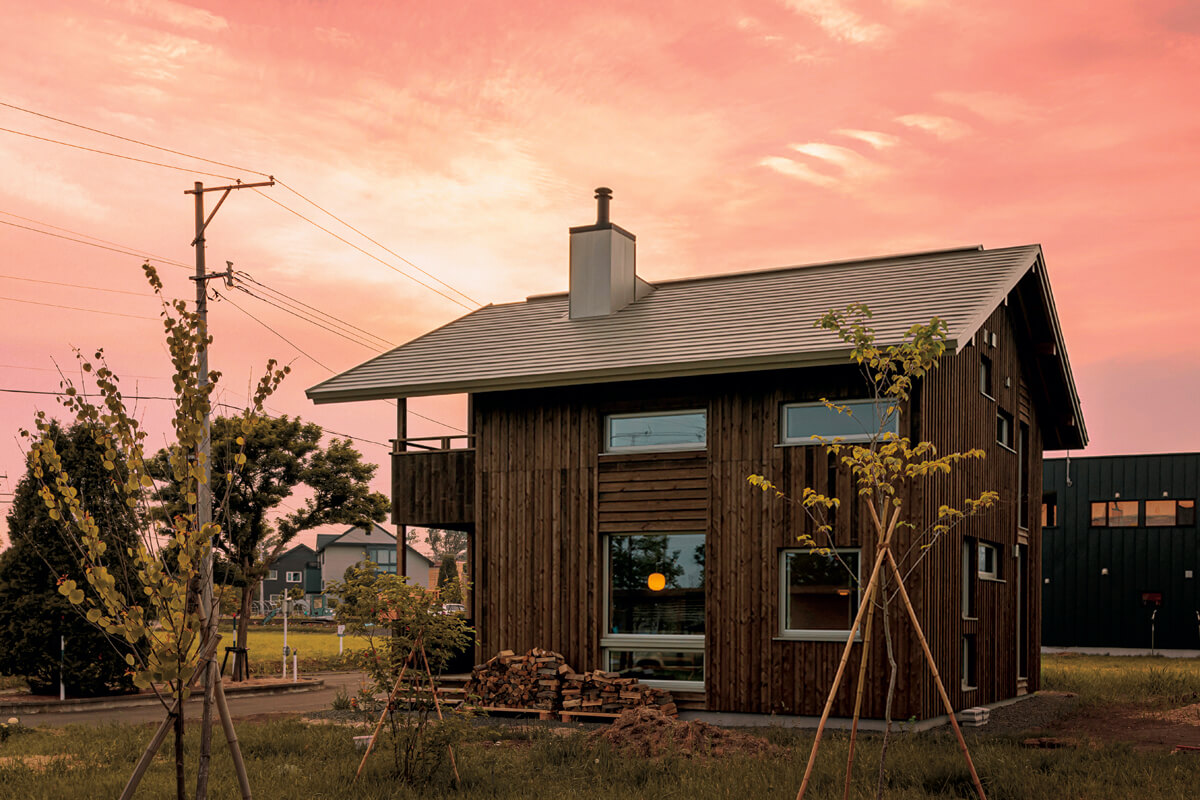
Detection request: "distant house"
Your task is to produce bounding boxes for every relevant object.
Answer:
[260,543,321,610]
[1043,453,1199,650]
[314,522,433,590]
[307,188,1086,720]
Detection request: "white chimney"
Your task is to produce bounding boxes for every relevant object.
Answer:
[569,187,638,319]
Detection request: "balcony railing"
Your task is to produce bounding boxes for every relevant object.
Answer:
[391,434,476,454]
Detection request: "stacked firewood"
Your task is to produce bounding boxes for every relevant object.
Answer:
[561,670,677,717]
[465,648,677,716]
[465,648,574,710]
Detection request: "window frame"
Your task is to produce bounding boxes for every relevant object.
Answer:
[780,399,900,446]
[996,409,1015,451]
[1042,493,1058,528]
[285,571,302,583]
[977,542,1002,581]
[979,354,994,400]
[778,547,863,642]
[601,531,706,690]
[1145,499,1196,527]
[267,570,278,581]
[604,409,708,454]
[1091,500,1140,527]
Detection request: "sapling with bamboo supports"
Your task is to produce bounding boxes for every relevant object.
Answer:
[21,262,289,800]
[748,303,999,800]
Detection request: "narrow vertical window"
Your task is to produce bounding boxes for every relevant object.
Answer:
[962,635,977,690]
[1042,493,1057,527]
[961,538,976,618]
[996,410,1014,449]
[979,355,993,398]
[1018,422,1030,529]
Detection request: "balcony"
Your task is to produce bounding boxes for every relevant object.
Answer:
[391,435,475,531]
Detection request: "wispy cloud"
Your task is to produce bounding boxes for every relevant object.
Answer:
[791,142,888,181]
[121,0,228,33]
[759,155,838,188]
[936,90,1039,123]
[835,128,901,150]
[895,113,971,140]
[782,0,889,44]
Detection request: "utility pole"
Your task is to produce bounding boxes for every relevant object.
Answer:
[186,177,274,800]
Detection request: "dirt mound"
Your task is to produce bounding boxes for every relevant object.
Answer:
[593,706,777,758]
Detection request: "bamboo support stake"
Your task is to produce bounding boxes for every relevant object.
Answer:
[354,641,417,781]
[195,640,219,800]
[796,506,901,800]
[885,549,987,800]
[842,563,880,800]
[419,643,461,788]
[119,634,221,800]
[214,675,252,799]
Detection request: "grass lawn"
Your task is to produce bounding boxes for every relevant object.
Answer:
[1,655,1198,799]
[216,624,375,676]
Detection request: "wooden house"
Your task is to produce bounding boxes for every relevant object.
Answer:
[307,189,1086,719]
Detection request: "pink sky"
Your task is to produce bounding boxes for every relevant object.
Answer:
[2,0,1198,548]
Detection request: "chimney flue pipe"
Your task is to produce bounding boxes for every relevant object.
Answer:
[595,187,612,225]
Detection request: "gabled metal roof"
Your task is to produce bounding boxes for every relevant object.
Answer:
[306,244,1084,447]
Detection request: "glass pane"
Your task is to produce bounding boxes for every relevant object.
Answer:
[1145,500,1176,527]
[977,544,996,576]
[608,412,706,450]
[1179,500,1196,526]
[784,551,859,631]
[1090,502,1107,526]
[609,534,705,634]
[1108,501,1138,527]
[607,649,704,683]
[784,400,899,442]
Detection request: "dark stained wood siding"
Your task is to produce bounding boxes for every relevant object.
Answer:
[463,305,1049,718]
[392,449,475,530]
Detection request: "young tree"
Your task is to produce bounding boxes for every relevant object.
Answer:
[750,304,998,800]
[435,554,462,604]
[22,263,286,799]
[151,415,388,678]
[0,421,141,696]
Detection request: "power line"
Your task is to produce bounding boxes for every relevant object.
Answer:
[275,179,480,307]
[220,292,462,432]
[0,218,192,270]
[0,209,192,268]
[0,124,237,180]
[0,101,271,178]
[0,295,157,320]
[0,273,155,297]
[232,284,386,352]
[212,402,390,449]
[252,189,476,311]
[234,271,394,350]
[0,363,170,380]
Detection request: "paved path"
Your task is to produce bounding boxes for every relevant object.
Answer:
[16,672,368,728]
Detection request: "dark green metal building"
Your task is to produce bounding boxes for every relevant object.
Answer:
[1042,453,1199,649]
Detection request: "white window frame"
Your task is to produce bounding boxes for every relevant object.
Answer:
[778,548,862,641]
[267,570,278,581]
[780,399,900,445]
[601,531,705,690]
[286,571,302,583]
[604,409,707,454]
[978,542,1001,581]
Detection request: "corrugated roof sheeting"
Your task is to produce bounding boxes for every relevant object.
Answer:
[308,245,1042,402]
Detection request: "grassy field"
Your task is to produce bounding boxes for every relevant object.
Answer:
[1,655,1198,798]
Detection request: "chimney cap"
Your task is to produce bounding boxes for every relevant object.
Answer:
[595,187,612,225]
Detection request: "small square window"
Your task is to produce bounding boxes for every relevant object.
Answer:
[286,571,302,583]
[1042,494,1057,528]
[978,542,1000,580]
[996,410,1014,449]
[267,570,278,581]
[979,355,993,398]
[780,549,861,639]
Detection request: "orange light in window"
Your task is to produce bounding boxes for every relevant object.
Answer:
[647,573,666,592]
[836,588,851,596]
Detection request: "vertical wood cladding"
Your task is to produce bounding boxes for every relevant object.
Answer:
[392,449,475,529]
[468,304,1046,718]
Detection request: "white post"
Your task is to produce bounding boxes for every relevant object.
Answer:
[293,651,298,683]
[59,636,65,701]
[338,624,345,656]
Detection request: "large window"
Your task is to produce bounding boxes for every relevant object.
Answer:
[605,410,706,452]
[1091,501,1138,527]
[780,549,861,639]
[1146,499,1197,527]
[368,546,397,574]
[604,533,705,687]
[782,400,899,444]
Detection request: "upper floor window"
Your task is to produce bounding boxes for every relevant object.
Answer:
[606,410,706,452]
[1091,500,1138,527]
[978,542,1001,580]
[267,570,278,581]
[980,355,994,399]
[286,571,302,583]
[781,399,899,445]
[1042,494,1058,527]
[996,410,1014,450]
[1144,499,1195,527]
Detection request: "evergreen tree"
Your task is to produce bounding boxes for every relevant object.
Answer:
[0,422,141,696]
[436,554,463,604]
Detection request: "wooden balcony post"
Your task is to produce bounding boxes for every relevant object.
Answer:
[396,398,408,579]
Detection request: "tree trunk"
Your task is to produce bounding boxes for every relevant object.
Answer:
[174,688,185,800]
[235,582,252,681]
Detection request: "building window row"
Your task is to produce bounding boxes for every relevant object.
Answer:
[1089,499,1196,528]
